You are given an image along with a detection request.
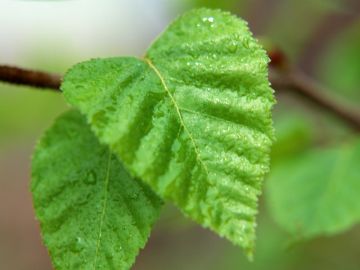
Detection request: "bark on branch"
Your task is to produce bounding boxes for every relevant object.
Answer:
[272,70,360,131]
[0,65,61,90]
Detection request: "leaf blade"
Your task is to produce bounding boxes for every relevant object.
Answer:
[62,8,274,255]
[31,110,162,270]
[267,140,360,239]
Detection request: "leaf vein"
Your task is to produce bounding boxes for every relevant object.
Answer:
[144,58,210,179]
[93,151,112,270]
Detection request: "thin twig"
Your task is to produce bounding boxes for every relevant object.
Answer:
[0,65,61,90]
[1,63,360,131]
[270,70,360,131]
[268,48,360,132]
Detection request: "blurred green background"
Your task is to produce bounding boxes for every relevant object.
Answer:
[1,0,360,269]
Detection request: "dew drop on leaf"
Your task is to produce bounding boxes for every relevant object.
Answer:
[84,170,96,185]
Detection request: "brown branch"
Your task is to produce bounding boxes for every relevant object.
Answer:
[270,70,360,131]
[0,65,61,91]
[1,62,360,131]
[268,47,360,132]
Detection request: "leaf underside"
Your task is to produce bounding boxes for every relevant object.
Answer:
[31,110,162,270]
[267,140,360,239]
[62,8,274,255]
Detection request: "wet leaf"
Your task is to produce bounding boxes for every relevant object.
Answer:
[31,110,162,270]
[62,8,274,256]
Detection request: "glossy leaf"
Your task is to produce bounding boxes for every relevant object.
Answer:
[31,110,162,270]
[267,140,360,239]
[62,8,274,255]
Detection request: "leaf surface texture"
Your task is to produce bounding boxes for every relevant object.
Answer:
[62,8,274,254]
[31,110,162,270]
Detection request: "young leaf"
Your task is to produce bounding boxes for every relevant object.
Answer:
[267,140,360,239]
[62,8,274,255]
[31,110,162,270]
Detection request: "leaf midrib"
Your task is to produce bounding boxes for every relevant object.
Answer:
[144,57,210,178]
[93,151,112,269]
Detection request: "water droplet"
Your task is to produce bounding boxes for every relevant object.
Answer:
[228,42,238,53]
[129,192,139,200]
[66,129,77,138]
[106,251,114,260]
[84,170,96,185]
[70,237,85,253]
[202,16,214,23]
[75,84,84,90]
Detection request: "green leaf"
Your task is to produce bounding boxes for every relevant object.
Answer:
[267,140,360,239]
[62,8,274,255]
[271,113,313,165]
[31,110,162,270]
